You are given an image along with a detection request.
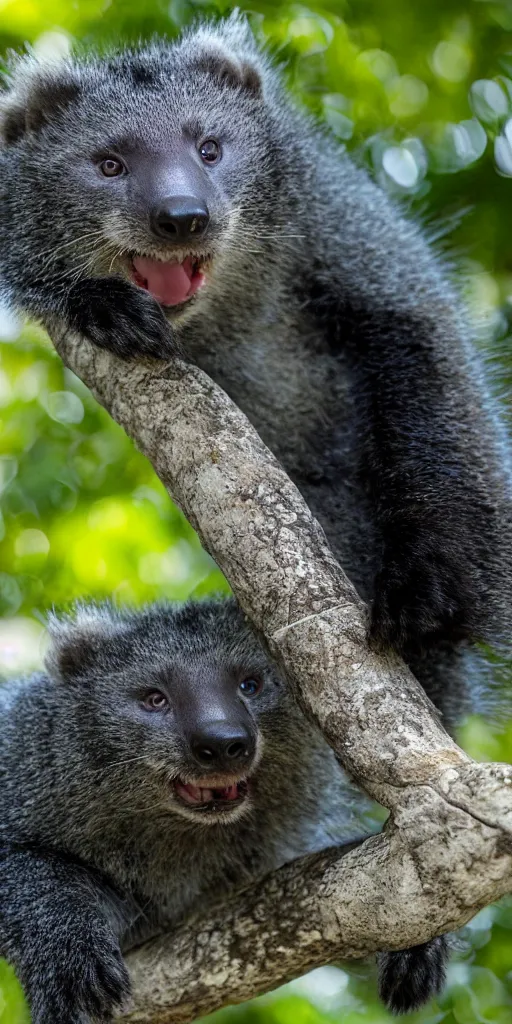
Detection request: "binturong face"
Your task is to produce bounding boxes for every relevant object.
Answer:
[0,16,292,327]
[46,599,300,828]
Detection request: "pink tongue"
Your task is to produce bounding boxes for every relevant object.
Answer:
[132,255,202,307]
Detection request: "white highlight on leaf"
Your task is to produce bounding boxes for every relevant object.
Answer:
[470,79,509,122]
[382,146,419,188]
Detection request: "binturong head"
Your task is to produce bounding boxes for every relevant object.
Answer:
[0,13,295,323]
[45,597,304,828]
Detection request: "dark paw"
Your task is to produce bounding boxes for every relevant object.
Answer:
[371,532,480,653]
[378,935,449,1014]
[67,276,176,358]
[28,927,130,1024]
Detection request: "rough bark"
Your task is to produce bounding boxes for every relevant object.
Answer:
[49,327,512,1023]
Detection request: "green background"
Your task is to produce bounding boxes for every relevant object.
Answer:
[1,0,512,1021]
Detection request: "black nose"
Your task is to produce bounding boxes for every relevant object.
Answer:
[150,196,210,242]
[190,721,255,771]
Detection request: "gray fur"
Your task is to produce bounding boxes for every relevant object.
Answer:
[0,14,510,728]
[0,598,368,1022]
[0,14,510,1016]
[0,597,450,1020]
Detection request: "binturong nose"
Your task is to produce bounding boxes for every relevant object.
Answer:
[150,195,210,243]
[190,720,255,773]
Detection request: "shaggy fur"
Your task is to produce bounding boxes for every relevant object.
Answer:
[0,13,509,1016]
[0,597,411,1022]
[0,16,510,724]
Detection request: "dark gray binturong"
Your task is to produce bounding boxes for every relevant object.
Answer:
[0,10,510,1019]
[1,598,383,1023]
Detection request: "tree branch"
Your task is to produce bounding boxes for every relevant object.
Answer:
[49,327,512,1023]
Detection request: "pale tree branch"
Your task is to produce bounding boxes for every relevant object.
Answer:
[48,326,512,1023]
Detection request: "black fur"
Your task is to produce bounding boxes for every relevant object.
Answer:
[0,846,130,1023]
[68,277,176,357]
[378,936,450,1014]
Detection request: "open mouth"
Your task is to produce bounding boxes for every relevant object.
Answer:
[131,254,207,308]
[173,777,249,814]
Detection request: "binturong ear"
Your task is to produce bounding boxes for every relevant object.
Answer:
[181,12,265,98]
[0,54,81,146]
[193,46,262,97]
[45,603,128,682]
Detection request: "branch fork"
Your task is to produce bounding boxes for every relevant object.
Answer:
[48,328,512,1022]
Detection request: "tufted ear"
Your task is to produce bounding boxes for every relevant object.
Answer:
[179,12,265,98]
[45,604,128,681]
[192,46,262,97]
[0,54,81,146]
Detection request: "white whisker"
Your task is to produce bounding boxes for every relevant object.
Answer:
[95,754,150,771]
[30,231,107,267]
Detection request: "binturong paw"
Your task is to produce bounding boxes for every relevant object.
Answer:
[26,922,130,1024]
[67,276,176,359]
[377,935,450,1014]
[371,525,482,653]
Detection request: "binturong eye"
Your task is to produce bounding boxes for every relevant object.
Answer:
[99,157,126,178]
[239,678,262,697]
[199,138,221,165]
[142,690,169,712]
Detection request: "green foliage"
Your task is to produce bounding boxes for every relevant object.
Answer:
[1,0,512,1021]
[0,328,227,624]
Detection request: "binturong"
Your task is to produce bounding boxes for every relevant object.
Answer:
[0,12,509,1013]
[0,599,448,1022]
[1,14,511,720]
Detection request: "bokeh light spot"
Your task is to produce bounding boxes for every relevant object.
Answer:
[382,146,419,188]
[432,40,471,83]
[470,79,509,123]
[14,529,50,558]
[45,390,85,425]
